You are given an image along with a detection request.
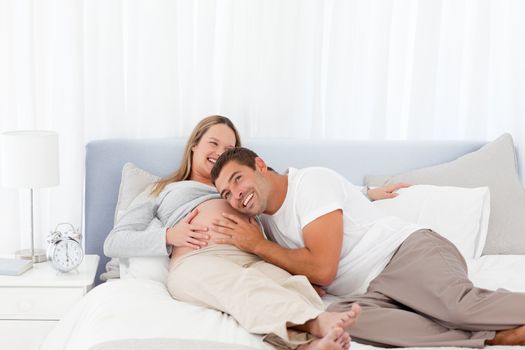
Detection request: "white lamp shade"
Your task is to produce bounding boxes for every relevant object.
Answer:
[0,130,60,189]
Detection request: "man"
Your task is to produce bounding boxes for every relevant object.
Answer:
[210,147,525,347]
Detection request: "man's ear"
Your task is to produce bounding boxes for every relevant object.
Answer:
[254,157,267,172]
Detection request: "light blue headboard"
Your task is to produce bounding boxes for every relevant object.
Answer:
[85,138,485,284]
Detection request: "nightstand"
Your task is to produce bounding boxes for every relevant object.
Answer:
[0,254,99,350]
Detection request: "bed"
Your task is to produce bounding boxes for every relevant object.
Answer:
[40,136,525,350]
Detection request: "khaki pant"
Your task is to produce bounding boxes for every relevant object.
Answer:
[167,245,325,349]
[329,229,525,348]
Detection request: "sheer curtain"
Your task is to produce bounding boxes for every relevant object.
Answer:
[1,0,524,254]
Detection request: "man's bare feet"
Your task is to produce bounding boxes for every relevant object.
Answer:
[486,325,525,345]
[300,303,361,339]
[298,327,351,350]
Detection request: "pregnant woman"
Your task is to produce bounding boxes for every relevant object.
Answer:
[104,115,360,350]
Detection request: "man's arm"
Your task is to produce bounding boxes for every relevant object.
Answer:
[212,209,343,286]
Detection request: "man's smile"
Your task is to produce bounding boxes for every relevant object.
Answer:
[242,192,255,208]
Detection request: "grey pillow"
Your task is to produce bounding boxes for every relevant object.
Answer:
[366,133,525,255]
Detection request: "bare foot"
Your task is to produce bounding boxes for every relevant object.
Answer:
[299,327,351,350]
[486,325,525,345]
[333,328,351,350]
[303,303,361,339]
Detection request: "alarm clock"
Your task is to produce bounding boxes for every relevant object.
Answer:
[47,223,84,273]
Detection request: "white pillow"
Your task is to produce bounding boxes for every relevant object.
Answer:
[366,134,525,255]
[113,163,169,283]
[119,256,169,282]
[372,185,490,259]
[114,162,160,224]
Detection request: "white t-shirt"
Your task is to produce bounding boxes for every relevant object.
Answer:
[260,167,423,297]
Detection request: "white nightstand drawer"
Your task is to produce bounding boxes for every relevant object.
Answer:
[1,320,57,350]
[0,287,84,320]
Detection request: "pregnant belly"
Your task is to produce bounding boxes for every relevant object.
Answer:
[170,199,248,262]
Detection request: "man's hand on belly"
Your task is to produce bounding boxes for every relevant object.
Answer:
[211,213,265,254]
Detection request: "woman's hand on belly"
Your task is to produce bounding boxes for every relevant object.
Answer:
[166,208,211,250]
[170,198,253,253]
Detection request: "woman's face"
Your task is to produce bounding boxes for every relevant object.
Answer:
[190,123,237,183]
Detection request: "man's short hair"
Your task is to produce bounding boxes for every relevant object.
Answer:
[211,147,259,185]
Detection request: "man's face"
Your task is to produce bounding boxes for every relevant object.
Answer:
[215,159,269,216]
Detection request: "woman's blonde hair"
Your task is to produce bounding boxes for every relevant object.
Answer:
[150,115,241,196]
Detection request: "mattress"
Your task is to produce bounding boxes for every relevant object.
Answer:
[40,255,525,350]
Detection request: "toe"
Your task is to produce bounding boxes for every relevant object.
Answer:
[327,326,344,342]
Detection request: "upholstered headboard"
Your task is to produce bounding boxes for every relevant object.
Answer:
[85,138,485,284]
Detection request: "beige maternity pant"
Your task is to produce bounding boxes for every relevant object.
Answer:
[167,245,325,349]
[329,229,525,348]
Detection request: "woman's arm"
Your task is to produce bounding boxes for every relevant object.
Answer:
[166,208,210,250]
[366,183,411,201]
[104,193,169,258]
[104,188,211,258]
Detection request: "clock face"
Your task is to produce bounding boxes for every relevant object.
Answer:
[52,239,83,272]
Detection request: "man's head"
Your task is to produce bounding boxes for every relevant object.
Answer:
[211,147,273,215]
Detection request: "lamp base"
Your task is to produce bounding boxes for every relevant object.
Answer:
[15,249,47,263]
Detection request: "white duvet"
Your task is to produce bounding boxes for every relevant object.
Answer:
[40,255,525,350]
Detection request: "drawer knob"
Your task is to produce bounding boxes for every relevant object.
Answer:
[17,300,33,312]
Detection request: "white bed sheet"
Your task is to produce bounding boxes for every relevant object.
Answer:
[40,279,272,350]
[40,255,525,350]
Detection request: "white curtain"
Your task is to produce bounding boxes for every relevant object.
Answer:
[1,0,524,254]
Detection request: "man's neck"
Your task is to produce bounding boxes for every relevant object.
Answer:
[264,172,288,215]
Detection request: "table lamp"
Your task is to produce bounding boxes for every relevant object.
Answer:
[0,130,60,263]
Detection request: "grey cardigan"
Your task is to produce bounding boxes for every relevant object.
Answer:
[104,180,220,258]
